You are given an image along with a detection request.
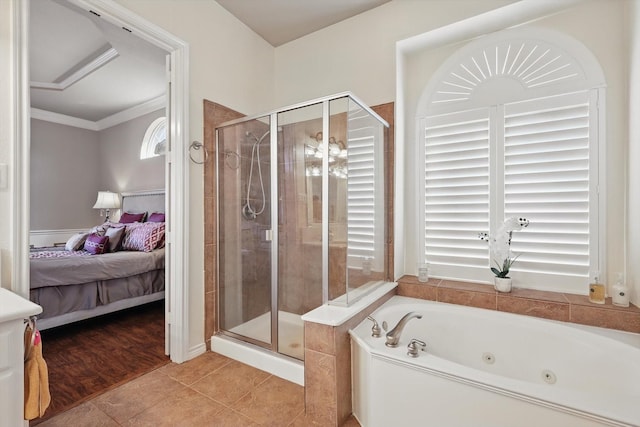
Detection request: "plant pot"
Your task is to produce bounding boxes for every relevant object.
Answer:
[494,277,512,293]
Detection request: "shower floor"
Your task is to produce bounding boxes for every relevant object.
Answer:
[228,310,304,360]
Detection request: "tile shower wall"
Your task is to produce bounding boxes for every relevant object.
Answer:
[203,100,245,348]
[278,118,324,316]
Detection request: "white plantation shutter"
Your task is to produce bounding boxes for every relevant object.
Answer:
[504,91,594,281]
[423,108,490,280]
[347,106,384,266]
[422,90,598,290]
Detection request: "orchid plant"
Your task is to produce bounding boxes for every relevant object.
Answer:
[479,217,529,279]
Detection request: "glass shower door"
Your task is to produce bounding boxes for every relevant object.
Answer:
[276,103,324,360]
[217,116,273,348]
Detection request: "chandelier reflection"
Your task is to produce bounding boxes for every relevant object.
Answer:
[305,132,348,179]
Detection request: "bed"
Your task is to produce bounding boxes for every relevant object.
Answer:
[29,190,166,330]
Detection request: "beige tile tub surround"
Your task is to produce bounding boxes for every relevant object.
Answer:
[303,288,395,426]
[397,275,640,333]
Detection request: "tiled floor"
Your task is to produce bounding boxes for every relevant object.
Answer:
[37,351,360,426]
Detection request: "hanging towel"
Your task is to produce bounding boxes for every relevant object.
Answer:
[24,322,51,420]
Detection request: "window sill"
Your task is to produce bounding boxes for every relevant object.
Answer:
[397,275,640,334]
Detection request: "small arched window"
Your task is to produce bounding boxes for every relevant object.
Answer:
[140,117,167,159]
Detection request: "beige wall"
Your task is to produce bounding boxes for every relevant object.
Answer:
[274,0,515,108]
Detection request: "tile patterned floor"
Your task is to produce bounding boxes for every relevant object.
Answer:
[37,351,361,426]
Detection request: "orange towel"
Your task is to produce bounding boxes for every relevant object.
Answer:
[24,324,51,420]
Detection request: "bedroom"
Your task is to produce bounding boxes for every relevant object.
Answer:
[27,0,170,418]
[2,0,640,425]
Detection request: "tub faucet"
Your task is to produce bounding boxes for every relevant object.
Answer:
[385,312,423,347]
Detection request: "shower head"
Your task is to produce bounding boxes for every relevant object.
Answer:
[245,130,270,144]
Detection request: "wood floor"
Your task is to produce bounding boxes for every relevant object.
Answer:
[32,301,169,425]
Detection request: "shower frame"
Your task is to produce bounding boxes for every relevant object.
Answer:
[215,92,389,357]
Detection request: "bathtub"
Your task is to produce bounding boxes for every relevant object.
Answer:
[350,296,640,427]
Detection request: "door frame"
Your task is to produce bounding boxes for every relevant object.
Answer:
[11,0,192,363]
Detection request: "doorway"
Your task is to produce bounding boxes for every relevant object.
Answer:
[11,0,190,363]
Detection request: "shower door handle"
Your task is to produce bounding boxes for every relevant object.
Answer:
[265,229,273,242]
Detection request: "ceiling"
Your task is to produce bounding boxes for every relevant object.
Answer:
[215,0,391,47]
[30,0,168,126]
[29,0,390,127]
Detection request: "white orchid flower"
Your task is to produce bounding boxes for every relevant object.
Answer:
[480,216,529,278]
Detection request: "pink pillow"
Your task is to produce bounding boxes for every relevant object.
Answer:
[147,212,165,223]
[119,212,146,224]
[121,222,165,252]
[83,234,110,255]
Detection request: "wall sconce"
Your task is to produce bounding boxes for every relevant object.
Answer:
[93,191,121,222]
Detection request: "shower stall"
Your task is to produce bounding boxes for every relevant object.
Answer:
[215,93,388,364]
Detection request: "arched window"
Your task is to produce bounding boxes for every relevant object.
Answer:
[417,28,605,292]
[140,117,167,159]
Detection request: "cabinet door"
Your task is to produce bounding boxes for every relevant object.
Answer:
[0,320,24,427]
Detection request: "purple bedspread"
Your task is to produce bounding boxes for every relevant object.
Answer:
[30,248,165,289]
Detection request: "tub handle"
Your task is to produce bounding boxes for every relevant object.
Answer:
[366,316,382,338]
[407,339,427,358]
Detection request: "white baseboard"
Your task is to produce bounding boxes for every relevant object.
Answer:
[186,342,207,361]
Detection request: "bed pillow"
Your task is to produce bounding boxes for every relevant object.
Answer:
[83,234,110,255]
[104,225,125,252]
[119,211,147,224]
[147,212,165,223]
[65,232,90,251]
[88,224,108,235]
[121,222,165,252]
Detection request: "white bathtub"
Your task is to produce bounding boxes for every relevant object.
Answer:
[350,296,640,427]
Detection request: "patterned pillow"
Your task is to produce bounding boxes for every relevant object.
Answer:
[83,234,110,255]
[121,222,165,252]
[119,211,147,224]
[65,232,90,251]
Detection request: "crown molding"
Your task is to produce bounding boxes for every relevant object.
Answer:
[96,95,165,129]
[30,108,99,130]
[30,95,166,131]
[30,45,119,91]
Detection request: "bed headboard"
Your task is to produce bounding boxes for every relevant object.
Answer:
[121,189,165,216]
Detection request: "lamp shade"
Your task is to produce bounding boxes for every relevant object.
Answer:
[93,191,121,209]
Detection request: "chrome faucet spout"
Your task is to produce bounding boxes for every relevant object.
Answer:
[385,312,423,347]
